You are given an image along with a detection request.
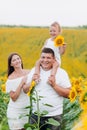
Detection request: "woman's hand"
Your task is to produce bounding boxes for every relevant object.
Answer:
[23,82,30,93]
[20,76,27,88]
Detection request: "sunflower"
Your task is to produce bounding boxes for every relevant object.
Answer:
[1,84,6,93]
[69,87,77,102]
[54,35,64,47]
[27,80,36,96]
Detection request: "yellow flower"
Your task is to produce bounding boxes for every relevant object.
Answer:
[84,80,87,86]
[71,77,83,94]
[75,85,83,94]
[71,77,83,86]
[27,80,36,96]
[69,87,77,102]
[0,75,7,82]
[80,92,87,102]
[54,35,64,47]
[1,84,6,93]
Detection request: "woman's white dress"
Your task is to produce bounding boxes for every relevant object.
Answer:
[6,77,30,130]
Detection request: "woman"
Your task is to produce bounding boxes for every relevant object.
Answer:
[6,52,30,130]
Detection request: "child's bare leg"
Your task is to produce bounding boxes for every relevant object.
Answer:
[35,59,40,74]
[51,60,59,76]
[47,61,59,83]
[33,59,41,83]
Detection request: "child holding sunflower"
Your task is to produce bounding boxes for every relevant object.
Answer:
[34,21,66,83]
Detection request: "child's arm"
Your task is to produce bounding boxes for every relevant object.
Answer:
[59,43,67,55]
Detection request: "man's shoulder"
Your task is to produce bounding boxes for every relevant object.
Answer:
[29,67,35,74]
[57,67,68,75]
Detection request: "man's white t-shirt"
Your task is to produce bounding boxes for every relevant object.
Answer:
[27,67,71,116]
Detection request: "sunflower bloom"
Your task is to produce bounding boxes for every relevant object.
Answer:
[84,80,87,86]
[27,80,36,96]
[54,35,64,47]
[69,87,77,102]
[1,84,6,93]
[74,85,83,94]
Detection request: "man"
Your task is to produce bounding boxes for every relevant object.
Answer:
[27,48,71,130]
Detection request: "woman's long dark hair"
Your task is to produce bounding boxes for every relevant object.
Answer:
[7,52,23,77]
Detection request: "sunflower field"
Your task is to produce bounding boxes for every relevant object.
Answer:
[0,27,87,130]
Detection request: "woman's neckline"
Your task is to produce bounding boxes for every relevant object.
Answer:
[8,69,30,80]
[8,76,24,80]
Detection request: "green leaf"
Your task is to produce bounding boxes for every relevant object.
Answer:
[39,96,44,98]
[26,127,32,130]
[45,118,60,126]
[40,110,48,116]
[43,103,53,107]
[24,123,36,129]
[46,128,51,130]
[32,97,36,101]
[25,105,32,109]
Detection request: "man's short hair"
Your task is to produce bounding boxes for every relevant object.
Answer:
[41,47,55,57]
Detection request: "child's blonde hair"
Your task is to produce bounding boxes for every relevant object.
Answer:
[51,21,62,34]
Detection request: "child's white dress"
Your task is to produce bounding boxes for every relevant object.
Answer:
[6,77,30,130]
[44,38,61,65]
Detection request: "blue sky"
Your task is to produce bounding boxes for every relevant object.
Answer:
[0,0,87,26]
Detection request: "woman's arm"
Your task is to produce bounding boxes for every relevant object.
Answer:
[9,83,23,101]
[9,76,27,101]
[23,82,30,93]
